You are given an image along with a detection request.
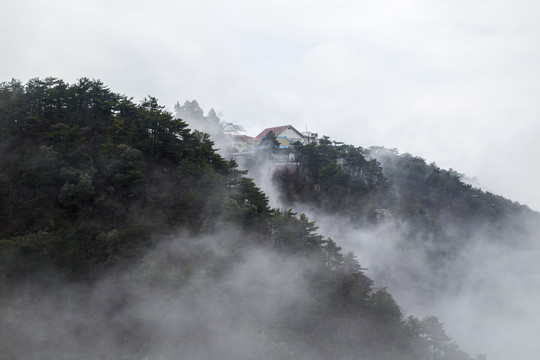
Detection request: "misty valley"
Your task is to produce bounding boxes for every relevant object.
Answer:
[1,78,539,360]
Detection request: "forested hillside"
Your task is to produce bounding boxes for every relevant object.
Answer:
[0,78,483,360]
[266,134,539,305]
[261,129,539,360]
[273,137,395,220]
[273,140,536,224]
[273,141,538,258]
[369,147,538,240]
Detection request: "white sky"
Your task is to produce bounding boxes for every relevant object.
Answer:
[1,0,540,211]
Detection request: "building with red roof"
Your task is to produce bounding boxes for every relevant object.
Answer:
[255,125,318,148]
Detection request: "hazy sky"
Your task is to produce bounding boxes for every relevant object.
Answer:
[2,0,539,210]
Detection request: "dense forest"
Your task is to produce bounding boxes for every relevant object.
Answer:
[273,139,538,262]
[0,78,489,359]
[273,139,536,229]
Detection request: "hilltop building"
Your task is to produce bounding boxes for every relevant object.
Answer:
[229,124,319,155]
[255,125,318,148]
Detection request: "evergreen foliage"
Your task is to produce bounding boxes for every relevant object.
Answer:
[368,146,538,248]
[273,137,395,220]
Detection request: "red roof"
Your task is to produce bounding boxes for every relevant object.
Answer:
[255,125,303,141]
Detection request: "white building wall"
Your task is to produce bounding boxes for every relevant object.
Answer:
[280,128,305,144]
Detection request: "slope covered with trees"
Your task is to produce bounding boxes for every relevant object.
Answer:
[0,78,479,360]
[369,147,538,243]
[272,141,538,256]
[273,137,395,221]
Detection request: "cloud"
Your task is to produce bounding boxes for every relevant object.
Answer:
[0,231,313,359]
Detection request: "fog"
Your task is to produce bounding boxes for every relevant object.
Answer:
[0,231,319,360]
[309,214,540,360]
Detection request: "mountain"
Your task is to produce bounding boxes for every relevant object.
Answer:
[0,78,485,360]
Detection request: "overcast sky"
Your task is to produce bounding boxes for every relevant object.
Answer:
[2,0,539,211]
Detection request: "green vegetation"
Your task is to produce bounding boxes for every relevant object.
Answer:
[369,147,537,240]
[0,78,481,359]
[274,137,395,220]
[273,141,537,256]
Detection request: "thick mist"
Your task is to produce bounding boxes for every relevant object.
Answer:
[0,231,321,360]
[241,148,540,360]
[306,213,540,360]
